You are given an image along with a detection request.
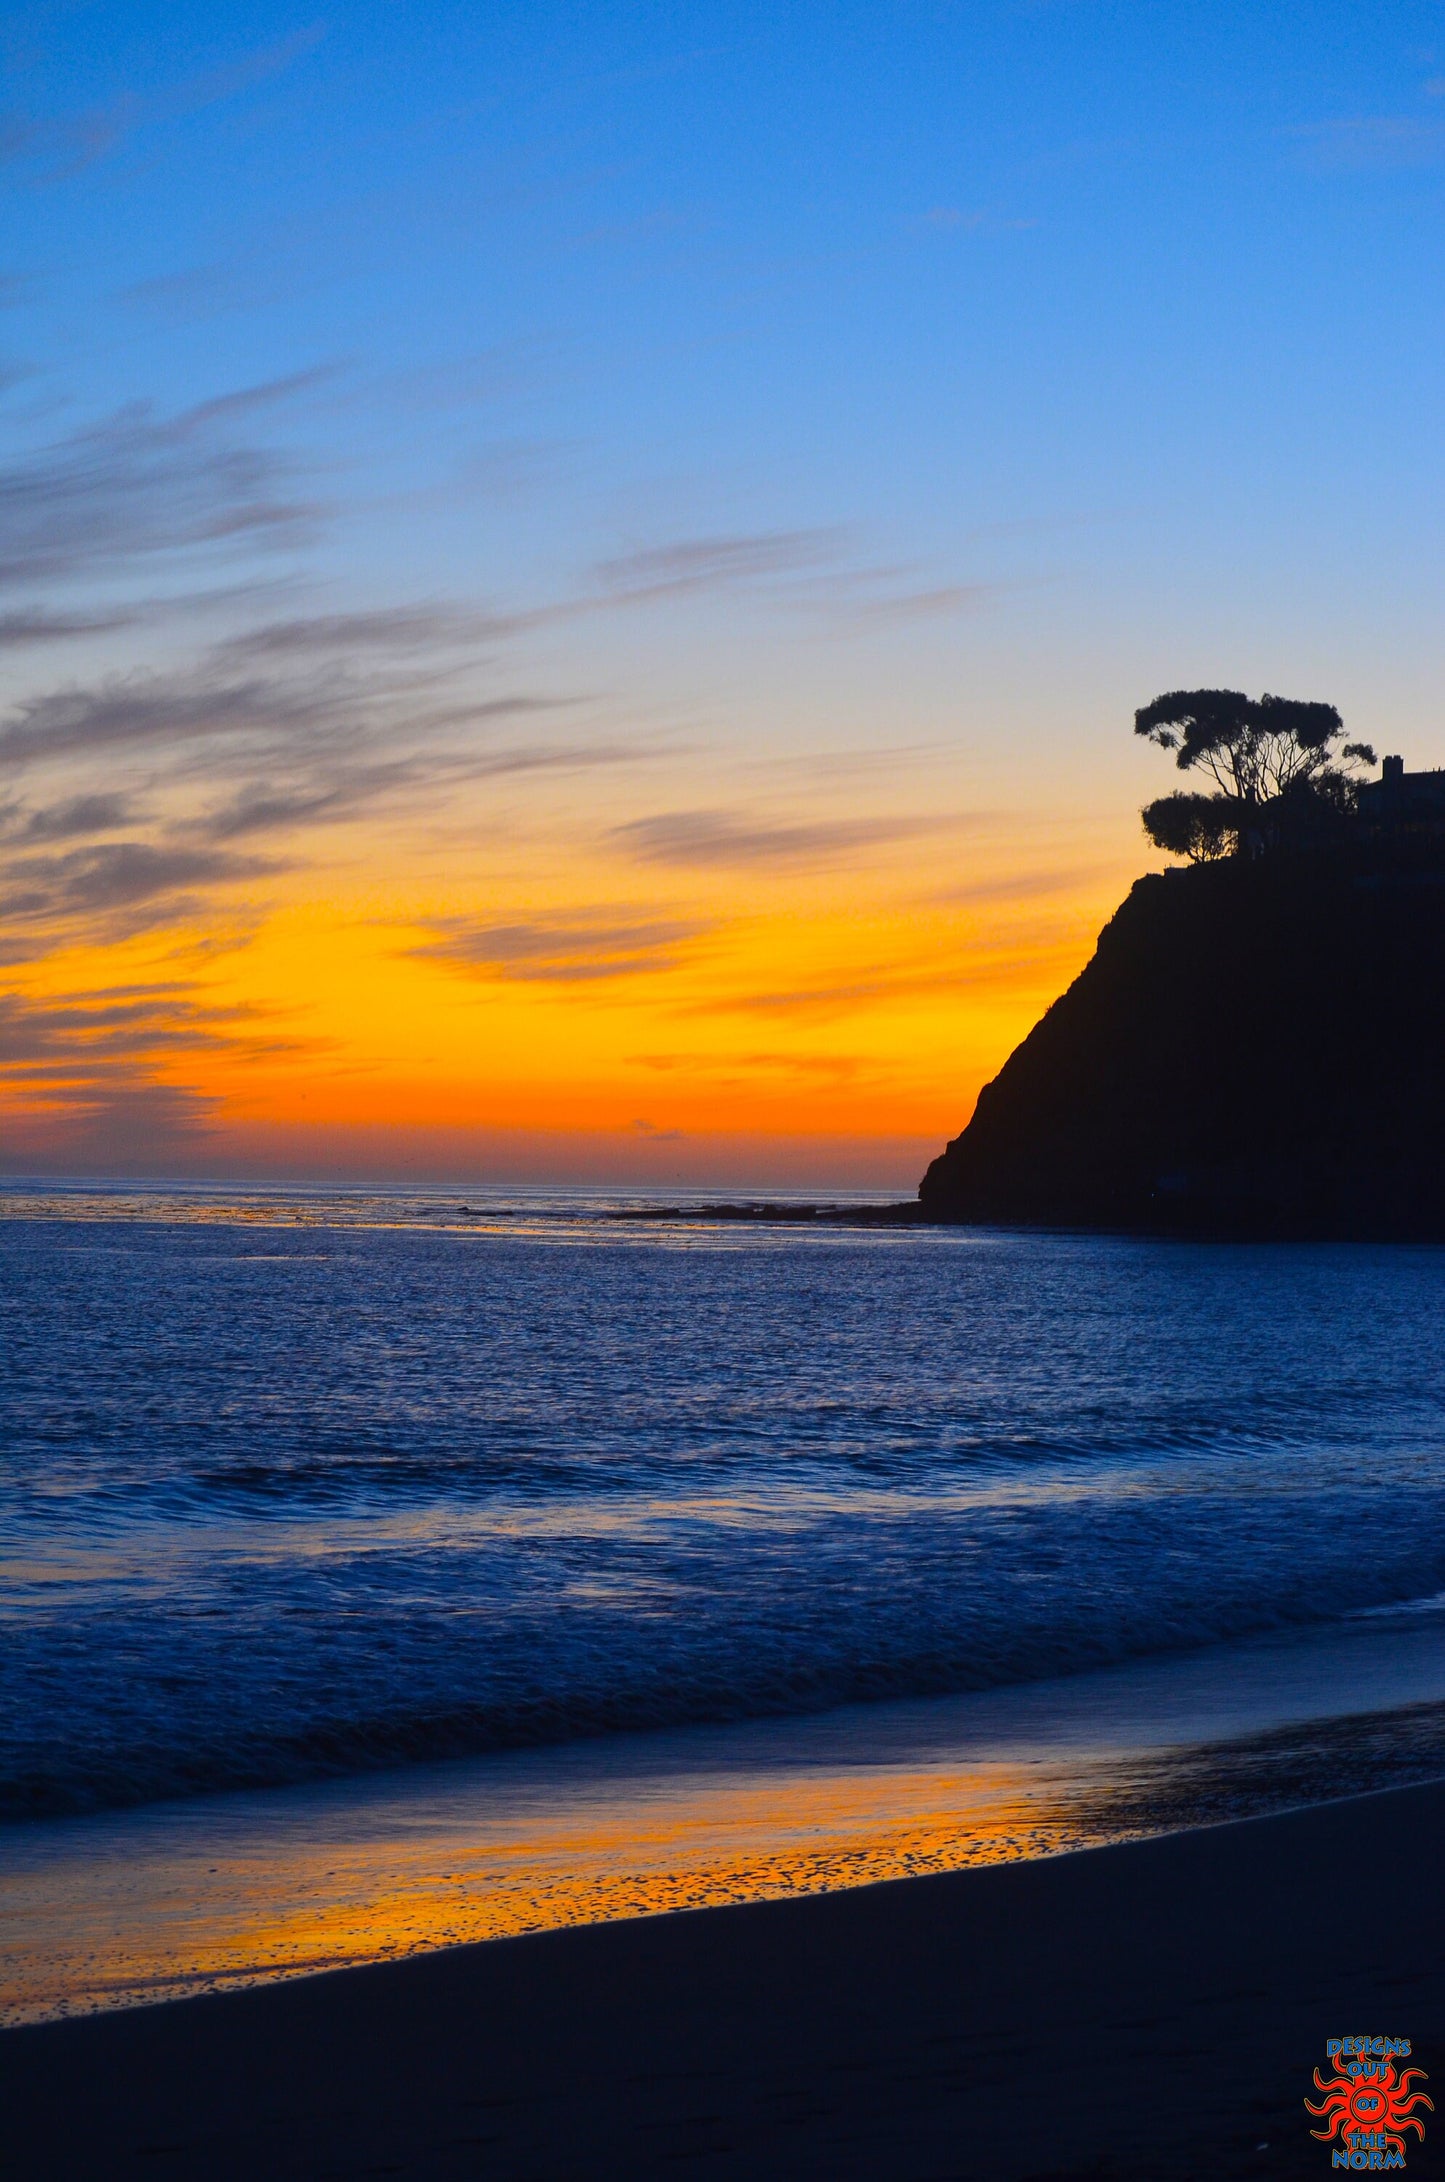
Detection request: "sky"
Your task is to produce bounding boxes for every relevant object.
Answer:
[2,0,1444,1185]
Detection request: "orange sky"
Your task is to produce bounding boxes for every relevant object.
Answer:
[6,5,1445,1185]
[0,648,1153,1183]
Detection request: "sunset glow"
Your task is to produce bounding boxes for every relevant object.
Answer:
[6,2,1444,1181]
[1,1747,1120,2023]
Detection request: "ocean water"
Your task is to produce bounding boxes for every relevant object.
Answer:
[6,1181,1445,1826]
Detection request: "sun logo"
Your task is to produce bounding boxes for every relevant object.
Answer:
[1306,2038,1431,2169]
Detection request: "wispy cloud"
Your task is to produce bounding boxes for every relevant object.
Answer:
[118,262,251,322]
[926,863,1115,906]
[0,792,137,843]
[633,1048,869,1080]
[192,775,398,843]
[0,349,1000,1028]
[188,735,648,844]
[213,606,529,660]
[0,983,251,1062]
[0,660,564,775]
[678,941,1087,1021]
[0,607,142,648]
[0,378,328,594]
[588,529,1005,626]
[0,982,303,1168]
[593,529,847,601]
[0,1070,219,1167]
[0,841,272,933]
[754,740,959,783]
[608,807,972,870]
[841,581,1000,624]
[0,581,653,957]
[1,25,326,182]
[0,359,687,974]
[412,909,711,982]
[0,673,329,770]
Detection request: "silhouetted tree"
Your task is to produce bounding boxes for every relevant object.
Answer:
[1134,688,1376,858]
[1139,791,1239,862]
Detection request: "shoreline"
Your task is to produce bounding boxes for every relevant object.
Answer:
[5,1777,1444,2179]
[8,1623,1445,2024]
[9,1611,1445,2029]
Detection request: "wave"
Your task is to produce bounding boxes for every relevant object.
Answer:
[8,1206,1445,1822]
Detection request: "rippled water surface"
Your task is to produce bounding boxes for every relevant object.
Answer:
[5,1181,1445,1821]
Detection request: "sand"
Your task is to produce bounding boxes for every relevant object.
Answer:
[4,1778,1444,2180]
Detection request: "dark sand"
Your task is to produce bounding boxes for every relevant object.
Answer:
[5,1780,1444,2181]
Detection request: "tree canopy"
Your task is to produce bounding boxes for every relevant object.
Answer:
[1134,688,1376,860]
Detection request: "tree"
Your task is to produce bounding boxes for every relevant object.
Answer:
[1134,688,1376,858]
[1139,791,1239,862]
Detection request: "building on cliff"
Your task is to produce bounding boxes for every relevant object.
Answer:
[1357,755,1445,830]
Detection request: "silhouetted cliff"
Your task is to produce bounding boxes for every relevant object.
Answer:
[919,851,1445,1237]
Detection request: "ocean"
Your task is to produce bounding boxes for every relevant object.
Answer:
[5,1181,1445,2018]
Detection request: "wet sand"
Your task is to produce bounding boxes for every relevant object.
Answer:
[4,1778,1443,2181]
[11,1615,1445,2030]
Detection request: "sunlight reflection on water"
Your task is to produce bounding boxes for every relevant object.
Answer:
[7,1608,1445,2026]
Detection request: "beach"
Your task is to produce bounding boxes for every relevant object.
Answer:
[6,1778,1442,2180]
[7,1202,1445,2175]
[7,0,1444,2165]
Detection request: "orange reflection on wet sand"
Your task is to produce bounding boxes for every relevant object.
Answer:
[1,1756,1127,2025]
[16,1604,1445,2029]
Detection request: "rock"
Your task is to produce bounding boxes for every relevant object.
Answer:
[918,850,1445,1237]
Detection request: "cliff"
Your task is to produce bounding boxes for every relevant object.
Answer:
[918,851,1445,1237]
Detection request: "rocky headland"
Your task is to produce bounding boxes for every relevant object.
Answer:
[918,846,1445,1238]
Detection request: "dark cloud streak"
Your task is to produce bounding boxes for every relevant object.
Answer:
[0,384,325,595]
[0,841,273,926]
[413,910,710,982]
[0,983,309,1170]
[0,792,137,843]
[0,607,141,648]
[681,946,1085,1021]
[0,657,567,773]
[610,808,973,870]
[594,529,847,602]
[213,606,528,660]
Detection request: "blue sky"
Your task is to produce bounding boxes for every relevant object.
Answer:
[8,3,1445,678]
[4,2,1445,1177]
[12,1,1445,649]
